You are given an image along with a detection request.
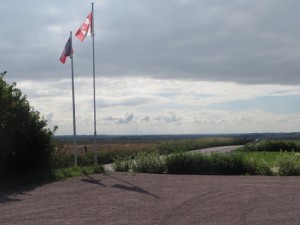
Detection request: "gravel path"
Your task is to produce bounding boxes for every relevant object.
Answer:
[191,145,244,154]
[1,173,299,225]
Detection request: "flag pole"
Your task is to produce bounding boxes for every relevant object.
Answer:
[70,31,78,166]
[91,3,98,164]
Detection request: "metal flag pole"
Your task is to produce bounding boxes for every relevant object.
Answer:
[91,3,98,164]
[70,31,78,166]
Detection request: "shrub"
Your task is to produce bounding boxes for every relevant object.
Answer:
[244,158,274,175]
[50,141,73,168]
[276,153,300,176]
[77,152,97,167]
[209,153,246,175]
[0,72,56,174]
[166,152,200,174]
[245,140,300,152]
[113,155,132,172]
[112,148,292,176]
[166,152,250,175]
[131,152,166,174]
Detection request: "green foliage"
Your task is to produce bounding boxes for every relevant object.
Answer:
[131,152,166,174]
[210,153,247,175]
[52,165,104,180]
[166,152,250,175]
[50,141,73,168]
[113,155,132,172]
[276,153,300,176]
[165,152,204,174]
[50,141,115,168]
[245,140,300,152]
[112,149,300,176]
[113,150,274,175]
[98,150,133,165]
[0,72,56,173]
[88,137,243,168]
[244,158,274,175]
[113,151,166,173]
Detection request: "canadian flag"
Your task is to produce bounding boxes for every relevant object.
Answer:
[75,12,93,42]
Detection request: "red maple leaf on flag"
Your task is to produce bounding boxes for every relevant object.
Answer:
[75,13,92,42]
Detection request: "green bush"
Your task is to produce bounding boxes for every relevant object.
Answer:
[245,140,300,152]
[166,152,248,175]
[209,153,246,175]
[113,155,132,172]
[165,152,204,174]
[50,141,73,168]
[244,158,274,175]
[52,165,104,179]
[0,72,56,174]
[113,150,300,176]
[276,153,300,176]
[131,152,166,174]
[77,152,97,167]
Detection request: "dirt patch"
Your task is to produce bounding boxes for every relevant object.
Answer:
[0,173,299,225]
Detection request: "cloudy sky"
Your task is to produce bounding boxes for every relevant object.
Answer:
[1,0,300,135]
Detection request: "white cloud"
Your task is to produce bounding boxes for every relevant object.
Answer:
[13,77,300,135]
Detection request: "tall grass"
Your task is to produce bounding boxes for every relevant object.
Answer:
[165,152,273,175]
[113,151,275,175]
[58,137,243,167]
[113,155,132,172]
[131,152,166,174]
[276,153,300,176]
[156,137,243,155]
[245,140,300,152]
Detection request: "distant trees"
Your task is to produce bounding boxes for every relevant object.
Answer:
[0,71,56,174]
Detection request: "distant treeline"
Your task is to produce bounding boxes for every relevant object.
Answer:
[55,132,300,142]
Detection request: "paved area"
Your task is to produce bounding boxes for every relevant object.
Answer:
[1,173,299,225]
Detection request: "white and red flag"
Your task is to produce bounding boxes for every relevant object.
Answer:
[59,37,73,64]
[75,12,93,42]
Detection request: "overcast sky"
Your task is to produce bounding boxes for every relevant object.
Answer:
[1,0,300,135]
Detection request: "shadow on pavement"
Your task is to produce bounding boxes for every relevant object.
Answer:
[109,175,160,199]
[81,175,106,187]
[0,185,36,204]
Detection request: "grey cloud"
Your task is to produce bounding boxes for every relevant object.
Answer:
[95,0,300,85]
[118,113,134,124]
[103,113,134,124]
[141,116,151,123]
[153,112,182,124]
[2,1,300,85]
